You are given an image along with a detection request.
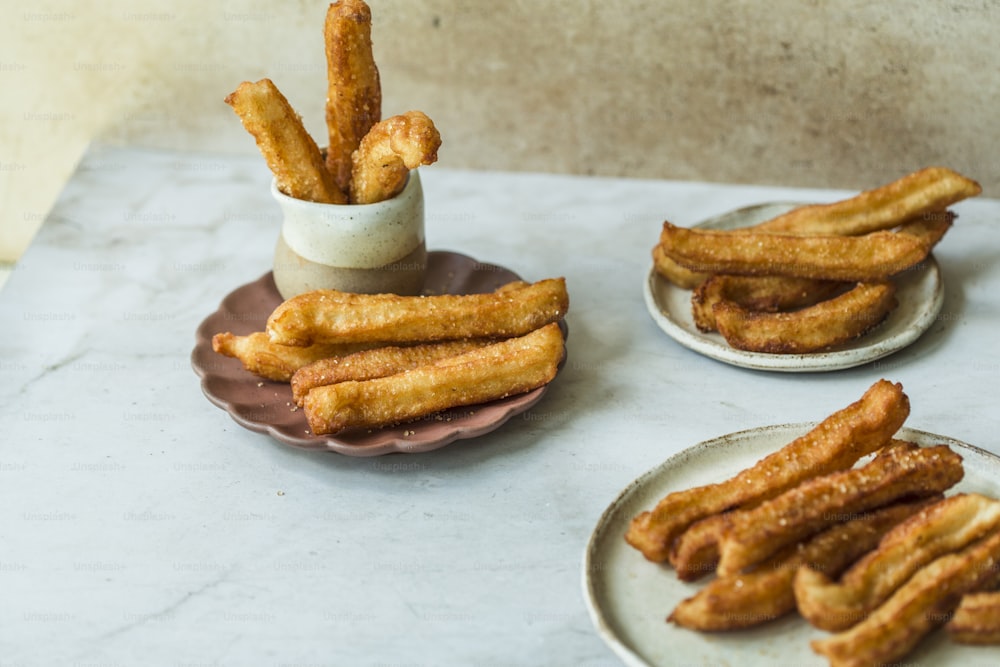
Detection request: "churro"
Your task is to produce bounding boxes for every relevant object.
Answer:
[625,379,910,563]
[303,322,564,434]
[266,278,568,347]
[811,528,1000,666]
[658,215,951,282]
[225,78,347,204]
[324,0,381,193]
[715,441,964,577]
[795,493,1000,632]
[212,331,373,382]
[349,110,441,204]
[712,281,898,354]
[290,339,491,406]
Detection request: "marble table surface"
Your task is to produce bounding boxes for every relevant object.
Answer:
[2,144,999,667]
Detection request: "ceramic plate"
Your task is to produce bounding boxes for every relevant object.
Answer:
[644,202,944,372]
[191,251,565,456]
[583,424,1000,667]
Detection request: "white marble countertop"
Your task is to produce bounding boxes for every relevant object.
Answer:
[2,144,998,666]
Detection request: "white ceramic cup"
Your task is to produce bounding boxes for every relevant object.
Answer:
[271,171,427,299]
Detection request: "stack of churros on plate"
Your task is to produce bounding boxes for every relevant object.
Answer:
[625,379,1000,665]
[652,167,981,353]
[224,0,441,205]
[212,279,569,435]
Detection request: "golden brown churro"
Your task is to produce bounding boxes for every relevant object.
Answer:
[691,274,847,333]
[754,166,981,236]
[266,278,569,347]
[349,110,441,204]
[324,0,381,193]
[211,332,373,382]
[715,442,965,577]
[711,281,898,354]
[624,379,910,563]
[303,323,564,435]
[225,78,347,204]
[794,493,1000,632]
[652,167,979,288]
[657,216,951,282]
[290,339,492,406]
[811,528,1000,667]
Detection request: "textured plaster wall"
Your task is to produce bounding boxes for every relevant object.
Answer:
[2,0,997,263]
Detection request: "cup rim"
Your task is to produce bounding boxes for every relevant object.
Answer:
[269,171,417,210]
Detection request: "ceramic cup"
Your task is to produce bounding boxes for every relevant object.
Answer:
[271,171,427,300]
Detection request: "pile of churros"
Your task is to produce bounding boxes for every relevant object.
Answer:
[624,379,1000,664]
[653,167,982,353]
[225,0,441,205]
[212,278,569,436]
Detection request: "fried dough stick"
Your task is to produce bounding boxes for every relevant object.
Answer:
[624,379,910,563]
[349,110,441,204]
[266,277,568,347]
[225,78,347,204]
[658,215,952,282]
[290,338,491,406]
[795,493,1000,632]
[712,281,898,354]
[691,274,847,333]
[715,442,965,577]
[212,331,374,382]
[653,167,979,287]
[756,166,981,236]
[668,498,937,631]
[811,528,1000,667]
[303,322,564,435]
[324,0,381,193]
[667,439,912,580]
[946,591,1000,644]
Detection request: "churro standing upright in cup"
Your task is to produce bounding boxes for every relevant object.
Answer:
[323,0,381,194]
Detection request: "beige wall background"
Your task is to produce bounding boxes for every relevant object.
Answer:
[2,0,997,265]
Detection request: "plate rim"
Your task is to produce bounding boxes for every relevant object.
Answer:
[644,202,945,372]
[191,250,564,456]
[582,422,1000,667]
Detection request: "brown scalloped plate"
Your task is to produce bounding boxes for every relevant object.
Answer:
[191,251,566,456]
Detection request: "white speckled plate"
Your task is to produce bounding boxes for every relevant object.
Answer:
[643,202,944,372]
[583,423,1000,667]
